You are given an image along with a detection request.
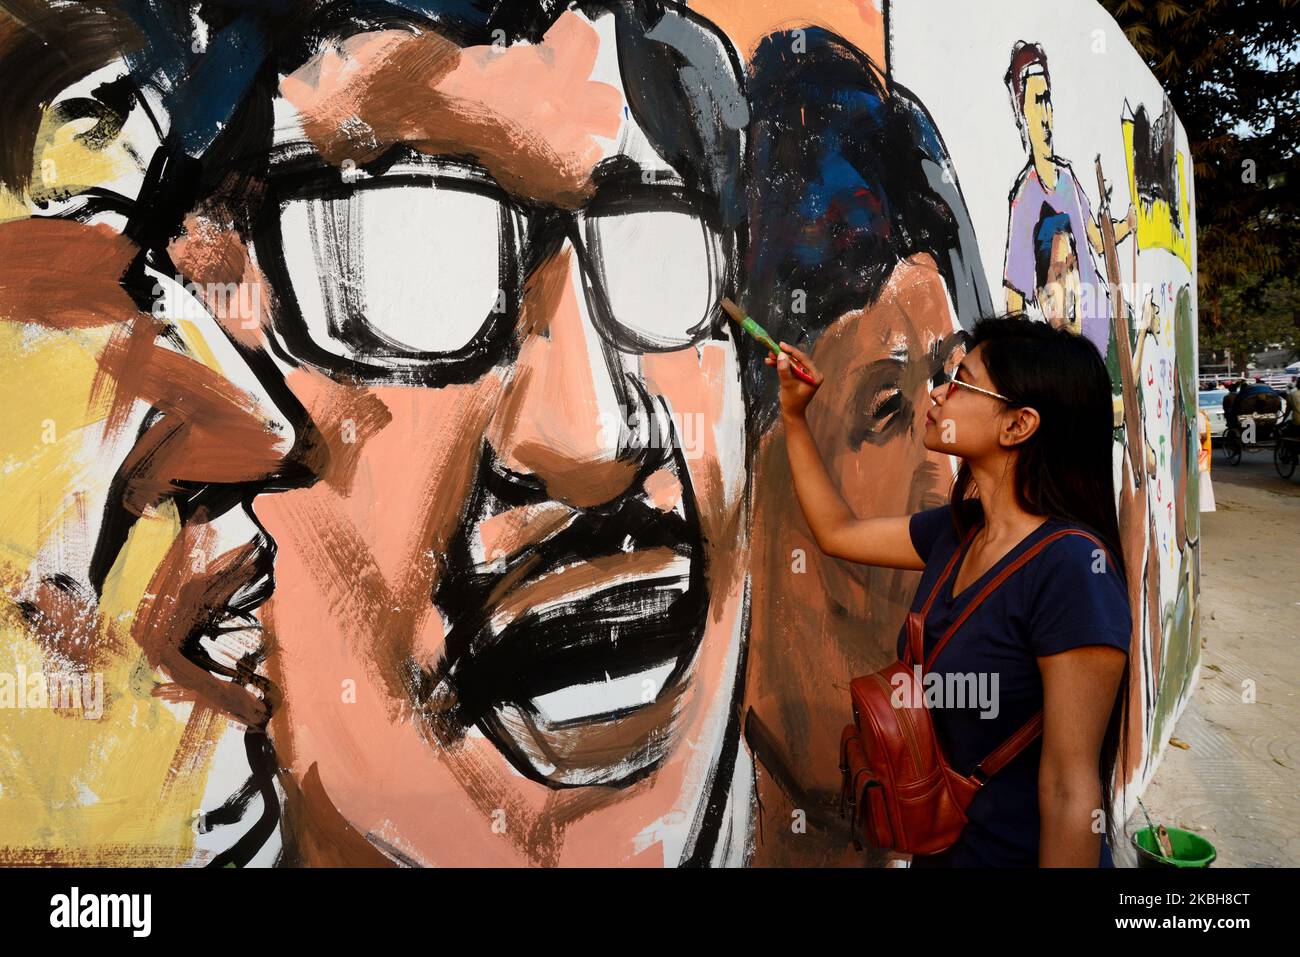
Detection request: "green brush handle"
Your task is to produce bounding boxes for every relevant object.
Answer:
[739,315,781,356]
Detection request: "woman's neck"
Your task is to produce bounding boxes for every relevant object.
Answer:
[967,452,1042,541]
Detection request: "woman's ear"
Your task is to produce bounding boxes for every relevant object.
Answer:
[999,405,1041,448]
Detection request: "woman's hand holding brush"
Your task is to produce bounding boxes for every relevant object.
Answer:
[718,297,822,417]
[764,341,824,418]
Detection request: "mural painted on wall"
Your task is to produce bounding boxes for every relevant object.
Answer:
[1001,40,1137,355]
[0,0,1196,867]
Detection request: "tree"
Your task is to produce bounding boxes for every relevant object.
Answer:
[1099,0,1299,359]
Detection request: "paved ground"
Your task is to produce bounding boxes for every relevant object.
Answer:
[1114,447,1300,867]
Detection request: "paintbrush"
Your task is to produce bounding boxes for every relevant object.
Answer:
[720,297,818,385]
[1136,797,1176,858]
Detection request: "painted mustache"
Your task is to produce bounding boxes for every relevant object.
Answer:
[417,437,709,788]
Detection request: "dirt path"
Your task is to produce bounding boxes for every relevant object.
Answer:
[1115,451,1300,866]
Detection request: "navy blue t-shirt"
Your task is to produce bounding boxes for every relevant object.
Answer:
[899,505,1131,868]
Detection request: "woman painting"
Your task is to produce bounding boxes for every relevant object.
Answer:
[768,316,1131,867]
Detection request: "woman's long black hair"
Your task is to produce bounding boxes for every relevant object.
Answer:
[947,314,1131,855]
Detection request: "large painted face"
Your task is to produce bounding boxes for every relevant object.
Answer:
[1040,230,1083,335]
[782,260,963,611]
[221,9,751,865]
[741,256,963,868]
[1023,73,1053,162]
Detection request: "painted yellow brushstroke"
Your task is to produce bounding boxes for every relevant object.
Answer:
[0,189,28,224]
[1122,120,1193,271]
[32,114,134,207]
[0,326,114,568]
[0,502,223,865]
[0,86,239,863]
[2,101,145,223]
[175,319,223,374]
[0,327,230,864]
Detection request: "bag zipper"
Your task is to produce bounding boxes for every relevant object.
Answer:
[873,672,924,774]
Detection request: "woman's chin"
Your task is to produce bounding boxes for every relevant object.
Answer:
[922,429,964,459]
[921,423,938,453]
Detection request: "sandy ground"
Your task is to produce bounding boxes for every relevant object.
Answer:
[1113,445,1300,867]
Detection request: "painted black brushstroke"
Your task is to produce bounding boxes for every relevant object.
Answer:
[0,0,141,193]
[254,144,736,384]
[609,0,748,228]
[679,573,751,867]
[207,730,280,868]
[1130,98,1181,231]
[200,775,259,830]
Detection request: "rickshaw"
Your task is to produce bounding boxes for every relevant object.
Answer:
[1220,410,1283,467]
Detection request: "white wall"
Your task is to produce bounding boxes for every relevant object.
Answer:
[892,0,1199,801]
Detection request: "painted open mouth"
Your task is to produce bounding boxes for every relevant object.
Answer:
[415,430,710,789]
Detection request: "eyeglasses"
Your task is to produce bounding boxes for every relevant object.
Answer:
[945,376,1014,403]
[254,150,735,387]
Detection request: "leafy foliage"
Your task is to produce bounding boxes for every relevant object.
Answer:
[1100,0,1299,365]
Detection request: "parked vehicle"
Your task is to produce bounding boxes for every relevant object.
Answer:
[1198,389,1228,437]
[1200,371,1296,391]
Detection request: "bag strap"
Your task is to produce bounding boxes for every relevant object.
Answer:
[925,527,1114,672]
[907,524,1119,782]
[972,711,1044,782]
[903,522,979,667]
[920,523,978,621]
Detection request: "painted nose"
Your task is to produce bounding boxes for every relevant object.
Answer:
[484,243,660,509]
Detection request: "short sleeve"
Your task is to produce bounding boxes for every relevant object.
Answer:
[1027,533,1132,657]
[909,505,955,565]
[1069,166,1096,225]
[1004,177,1037,297]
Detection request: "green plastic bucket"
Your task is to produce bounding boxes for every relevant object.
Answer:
[1131,826,1217,868]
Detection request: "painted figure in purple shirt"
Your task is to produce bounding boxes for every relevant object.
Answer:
[1003,41,1136,358]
